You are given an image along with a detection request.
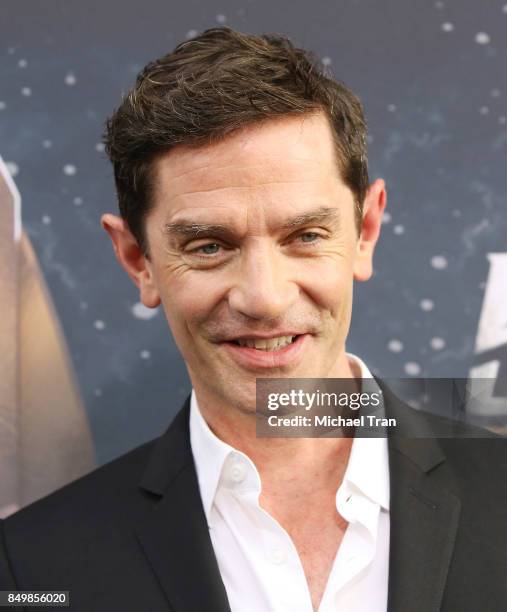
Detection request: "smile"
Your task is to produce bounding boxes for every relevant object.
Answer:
[233,335,298,351]
[222,334,308,369]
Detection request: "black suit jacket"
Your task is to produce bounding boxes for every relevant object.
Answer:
[1,380,506,611]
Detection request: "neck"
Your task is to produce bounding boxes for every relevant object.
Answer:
[192,350,358,496]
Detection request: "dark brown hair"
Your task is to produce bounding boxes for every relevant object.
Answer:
[103,26,369,256]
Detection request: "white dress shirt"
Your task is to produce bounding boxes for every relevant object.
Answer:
[189,353,390,612]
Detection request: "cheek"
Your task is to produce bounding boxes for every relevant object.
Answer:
[297,256,354,311]
[157,270,225,332]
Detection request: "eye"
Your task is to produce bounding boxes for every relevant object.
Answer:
[299,232,320,243]
[196,243,221,255]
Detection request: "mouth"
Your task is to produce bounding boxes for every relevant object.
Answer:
[229,335,300,351]
[220,333,309,369]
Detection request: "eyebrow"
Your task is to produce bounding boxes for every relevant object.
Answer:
[163,206,341,240]
[163,222,235,241]
[280,207,340,230]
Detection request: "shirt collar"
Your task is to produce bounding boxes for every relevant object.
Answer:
[340,353,390,512]
[189,388,235,522]
[189,352,390,523]
[339,433,390,512]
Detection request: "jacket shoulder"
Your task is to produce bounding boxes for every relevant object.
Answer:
[3,436,158,539]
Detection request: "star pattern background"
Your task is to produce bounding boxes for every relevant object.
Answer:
[1,0,506,462]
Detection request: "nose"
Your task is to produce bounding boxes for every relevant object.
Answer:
[228,243,299,320]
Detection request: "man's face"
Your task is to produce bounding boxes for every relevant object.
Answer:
[140,112,383,412]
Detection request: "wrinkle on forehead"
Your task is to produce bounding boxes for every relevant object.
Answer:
[162,179,340,211]
[156,158,327,184]
[155,111,332,173]
[153,112,340,187]
[150,112,350,229]
[153,158,337,205]
[154,163,344,217]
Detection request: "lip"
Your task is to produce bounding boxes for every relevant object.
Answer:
[225,332,302,341]
[220,333,309,370]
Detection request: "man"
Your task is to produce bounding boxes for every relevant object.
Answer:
[1,26,506,612]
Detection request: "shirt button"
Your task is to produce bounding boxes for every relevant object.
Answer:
[269,548,287,565]
[229,462,246,483]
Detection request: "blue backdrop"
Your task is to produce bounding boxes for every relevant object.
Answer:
[1,0,506,463]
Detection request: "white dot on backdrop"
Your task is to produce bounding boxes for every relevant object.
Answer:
[430,255,448,269]
[65,72,77,86]
[94,388,103,397]
[393,224,405,235]
[94,320,106,330]
[73,196,83,206]
[499,116,507,124]
[42,139,52,148]
[322,56,332,66]
[5,162,18,177]
[441,22,454,32]
[503,4,507,13]
[21,86,32,96]
[0,101,6,110]
[475,32,490,45]
[404,362,421,376]
[8,47,15,54]
[42,215,51,225]
[430,337,446,350]
[63,164,77,176]
[18,59,27,68]
[382,212,392,224]
[140,350,151,360]
[491,88,501,98]
[479,106,489,115]
[131,301,159,320]
[215,14,227,24]
[186,29,198,39]
[80,301,88,310]
[387,103,397,112]
[388,339,404,353]
[420,298,434,311]
[434,1,444,9]
[95,142,105,152]
[452,209,461,218]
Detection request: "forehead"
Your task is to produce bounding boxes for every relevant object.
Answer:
[150,112,352,227]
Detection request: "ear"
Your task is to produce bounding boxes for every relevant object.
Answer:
[101,213,161,308]
[353,178,387,282]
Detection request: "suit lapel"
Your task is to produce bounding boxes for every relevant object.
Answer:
[377,379,462,612]
[134,398,231,612]
[134,382,462,612]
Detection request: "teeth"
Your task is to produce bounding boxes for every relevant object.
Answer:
[236,335,296,351]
